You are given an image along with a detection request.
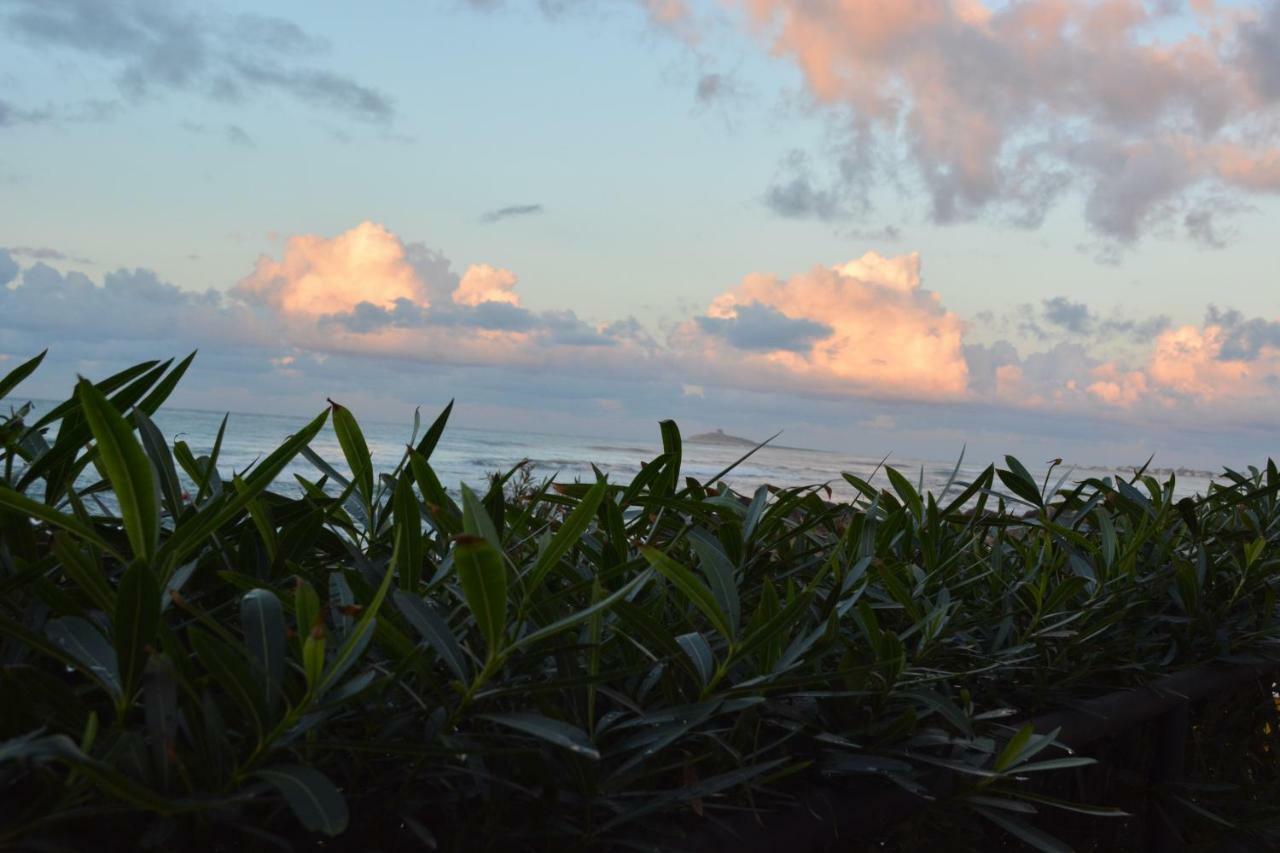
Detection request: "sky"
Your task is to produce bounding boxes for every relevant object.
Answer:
[1,0,1279,468]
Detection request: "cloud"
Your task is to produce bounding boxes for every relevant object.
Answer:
[225,124,254,148]
[3,245,92,264]
[1240,1,1280,101]
[1205,306,1280,362]
[233,222,431,317]
[857,413,895,430]
[695,302,832,352]
[657,0,1280,246]
[684,251,970,397]
[0,249,17,286]
[1042,297,1093,335]
[480,204,544,224]
[454,264,520,306]
[6,221,1279,448]
[0,0,393,124]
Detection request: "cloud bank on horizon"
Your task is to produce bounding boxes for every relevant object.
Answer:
[3,221,1278,441]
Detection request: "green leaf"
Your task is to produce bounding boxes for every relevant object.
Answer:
[52,533,115,613]
[640,545,733,640]
[524,478,607,595]
[0,349,46,401]
[188,625,265,737]
[115,562,161,700]
[479,712,600,759]
[676,631,714,686]
[315,561,396,699]
[993,724,1036,772]
[0,485,121,561]
[461,484,502,549]
[392,472,424,589]
[157,409,328,571]
[512,568,653,651]
[886,467,924,521]
[45,616,122,700]
[393,589,469,682]
[328,400,373,513]
[657,419,682,496]
[414,399,453,461]
[999,456,1044,508]
[255,764,349,836]
[688,529,740,637]
[77,378,160,564]
[295,578,321,635]
[973,806,1072,853]
[143,655,179,786]
[133,409,184,521]
[241,588,287,715]
[453,535,508,658]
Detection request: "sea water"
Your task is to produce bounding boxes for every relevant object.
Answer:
[10,401,1220,502]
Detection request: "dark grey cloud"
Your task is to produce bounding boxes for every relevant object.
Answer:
[1241,2,1280,101]
[319,297,625,346]
[480,204,544,224]
[962,340,1020,395]
[0,97,50,127]
[1098,315,1171,341]
[1042,297,1093,334]
[4,245,92,264]
[696,302,833,353]
[1184,208,1227,249]
[0,261,229,345]
[764,151,849,220]
[225,124,254,148]
[1207,306,1280,362]
[0,0,393,123]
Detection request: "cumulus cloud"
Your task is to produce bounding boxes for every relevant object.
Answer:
[0,0,393,124]
[1074,310,1280,408]
[654,0,1280,246]
[454,264,521,306]
[233,222,431,317]
[686,251,969,397]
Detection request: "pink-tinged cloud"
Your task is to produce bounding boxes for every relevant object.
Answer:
[1086,363,1151,407]
[233,221,430,316]
[1147,323,1280,400]
[454,264,521,306]
[668,0,1280,242]
[690,251,970,397]
[1082,318,1280,409]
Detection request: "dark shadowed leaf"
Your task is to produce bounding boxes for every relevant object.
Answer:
[479,711,600,759]
[256,765,349,836]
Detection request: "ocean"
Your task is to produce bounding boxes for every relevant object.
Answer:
[10,401,1220,502]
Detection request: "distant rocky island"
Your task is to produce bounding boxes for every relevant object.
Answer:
[687,428,812,452]
[687,428,759,447]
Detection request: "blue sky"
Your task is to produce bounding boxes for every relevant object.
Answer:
[2,0,1279,468]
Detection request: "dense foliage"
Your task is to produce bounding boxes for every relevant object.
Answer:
[1,351,1278,852]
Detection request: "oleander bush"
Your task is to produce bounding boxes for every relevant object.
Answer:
[1,351,1278,852]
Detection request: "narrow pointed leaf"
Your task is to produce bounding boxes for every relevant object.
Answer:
[479,712,600,759]
[241,589,287,714]
[256,765,349,836]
